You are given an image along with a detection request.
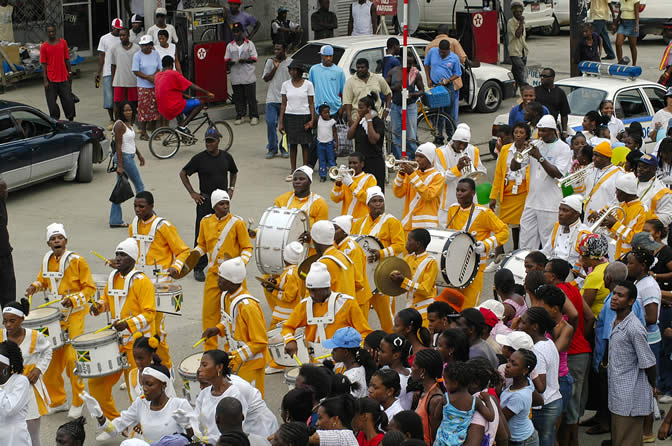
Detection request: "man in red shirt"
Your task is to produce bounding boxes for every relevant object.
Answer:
[154,55,213,131]
[544,258,594,445]
[40,24,75,120]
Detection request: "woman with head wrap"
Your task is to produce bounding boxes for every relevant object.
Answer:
[578,233,611,317]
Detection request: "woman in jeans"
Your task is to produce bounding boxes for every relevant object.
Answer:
[110,101,145,227]
[386,56,424,160]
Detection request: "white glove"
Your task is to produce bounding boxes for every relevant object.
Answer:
[475,241,486,255]
[79,390,103,418]
[172,408,192,429]
[342,173,354,186]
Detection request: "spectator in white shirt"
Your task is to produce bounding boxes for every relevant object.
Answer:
[147,8,178,44]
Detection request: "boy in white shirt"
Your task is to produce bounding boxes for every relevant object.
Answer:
[317,103,338,182]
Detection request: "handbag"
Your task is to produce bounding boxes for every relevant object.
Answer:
[335,117,353,157]
[109,172,134,204]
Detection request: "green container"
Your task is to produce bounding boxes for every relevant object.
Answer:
[476,183,493,205]
[562,184,574,197]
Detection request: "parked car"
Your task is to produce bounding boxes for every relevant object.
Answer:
[553,0,569,27]
[489,63,667,156]
[635,0,672,42]
[0,101,108,192]
[291,36,516,113]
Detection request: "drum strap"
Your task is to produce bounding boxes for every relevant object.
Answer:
[130,216,165,270]
[221,292,259,350]
[205,215,241,272]
[106,269,142,319]
[346,174,372,216]
[306,293,340,343]
[446,204,475,231]
[369,214,391,237]
[407,255,433,306]
[321,255,350,270]
[42,250,73,298]
[401,170,441,227]
[286,193,315,214]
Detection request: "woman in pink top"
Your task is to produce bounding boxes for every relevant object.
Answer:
[495,269,528,327]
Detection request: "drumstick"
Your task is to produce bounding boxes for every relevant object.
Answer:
[36,298,62,309]
[94,316,131,334]
[27,294,32,306]
[293,354,302,366]
[314,353,332,360]
[192,337,206,348]
[91,250,111,265]
[254,276,284,292]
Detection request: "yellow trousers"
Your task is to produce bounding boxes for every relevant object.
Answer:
[370,293,395,333]
[153,313,173,369]
[460,269,484,309]
[237,365,265,398]
[43,311,85,408]
[203,272,223,351]
[88,345,136,420]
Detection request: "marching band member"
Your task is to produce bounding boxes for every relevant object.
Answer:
[203,257,269,396]
[489,122,530,256]
[512,115,573,250]
[282,262,372,360]
[637,154,672,225]
[542,195,591,270]
[389,228,438,324]
[264,242,305,330]
[275,166,329,226]
[196,189,253,351]
[0,340,32,446]
[435,123,486,225]
[24,223,95,418]
[352,186,405,332]
[598,172,646,260]
[330,152,377,219]
[89,238,156,427]
[333,215,373,318]
[393,143,444,234]
[1,299,52,446]
[129,191,191,368]
[444,178,509,308]
[583,141,623,222]
[311,220,360,297]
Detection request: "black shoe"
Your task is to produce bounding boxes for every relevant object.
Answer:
[602,55,616,61]
[320,177,327,182]
[194,269,205,282]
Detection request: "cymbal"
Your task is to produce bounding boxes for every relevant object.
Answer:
[374,257,411,296]
[298,254,320,281]
[177,250,202,279]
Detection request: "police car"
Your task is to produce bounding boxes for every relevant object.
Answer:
[489,62,667,155]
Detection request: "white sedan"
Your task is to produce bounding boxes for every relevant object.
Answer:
[489,62,667,155]
[291,35,517,114]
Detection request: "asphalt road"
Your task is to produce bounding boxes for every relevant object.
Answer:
[4,31,671,445]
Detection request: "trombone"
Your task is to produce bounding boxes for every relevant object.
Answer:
[557,163,594,188]
[589,206,626,233]
[385,154,418,171]
[328,165,355,181]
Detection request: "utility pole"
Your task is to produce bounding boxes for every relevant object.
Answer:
[569,0,587,76]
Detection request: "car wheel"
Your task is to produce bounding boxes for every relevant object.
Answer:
[541,18,560,36]
[476,81,502,113]
[76,143,93,183]
[637,33,647,42]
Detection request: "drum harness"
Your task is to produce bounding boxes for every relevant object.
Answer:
[220,292,264,367]
[41,250,79,322]
[130,216,166,277]
[305,292,341,359]
[106,269,145,346]
[205,215,242,272]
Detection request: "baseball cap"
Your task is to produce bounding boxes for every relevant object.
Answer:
[479,308,498,328]
[111,18,124,29]
[495,331,534,350]
[536,115,557,130]
[204,127,222,141]
[278,7,288,13]
[639,153,658,166]
[322,327,362,349]
[138,35,153,45]
[319,45,334,56]
[477,300,505,320]
[131,14,143,23]
[228,0,242,4]
[155,7,168,15]
[631,232,663,252]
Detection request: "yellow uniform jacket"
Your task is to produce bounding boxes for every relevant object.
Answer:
[129,215,190,274]
[317,245,361,297]
[196,213,253,275]
[401,251,438,317]
[392,168,443,231]
[352,213,405,259]
[269,265,305,327]
[609,199,646,259]
[330,172,377,218]
[275,191,329,226]
[337,237,372,306]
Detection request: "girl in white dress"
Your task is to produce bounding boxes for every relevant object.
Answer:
[377,333,413,410]
[55,416,86,446]
[194,349,248,444]
[0,340,32,446]
[2,299,52,446]
[323,327,377,399]
[129,335,176,402]
[85,360,197,443]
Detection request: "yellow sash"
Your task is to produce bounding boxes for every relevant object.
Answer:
[584,166,620,207]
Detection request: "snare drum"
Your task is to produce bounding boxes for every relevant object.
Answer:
[499,249,531,285]
[355,236,383,292]
[427,228,479,289]
[177,353,202,405]
[268,327,310,367]
[284,367,300,390]
[23,307,64,349]
[255,207,309,275]
[93,273,108,296]
[155,283,183,316]
[71,330,126,378]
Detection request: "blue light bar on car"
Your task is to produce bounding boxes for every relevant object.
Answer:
[578,61,642,78]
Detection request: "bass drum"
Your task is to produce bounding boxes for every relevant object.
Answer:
[426,228,479,289]
[499,249,531,285]
[354,235,383,293]
[255,206,309,275]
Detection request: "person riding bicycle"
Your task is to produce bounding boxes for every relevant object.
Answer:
[154,55,214,132]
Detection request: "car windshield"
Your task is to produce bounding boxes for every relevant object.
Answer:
[291,43,345,69]
[557,85,608,116]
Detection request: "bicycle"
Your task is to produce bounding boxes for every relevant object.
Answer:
[148,100,233,159]
[415,99,456,146]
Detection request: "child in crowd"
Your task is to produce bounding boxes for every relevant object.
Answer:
[377,333,412,409]
[501,349,540,446]
[317,103,338,182]
[323,327,377,398]
[368,368,403,421]
[353,397,387,446]
[467,357,509,446]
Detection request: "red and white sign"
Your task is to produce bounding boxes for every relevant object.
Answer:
[472,13,483,28]
[373,0,397,16]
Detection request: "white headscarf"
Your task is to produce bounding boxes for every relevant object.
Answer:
[366,186,385,204]
[293,166,313,183]
[416,142,437,164]
[560,194,584,213]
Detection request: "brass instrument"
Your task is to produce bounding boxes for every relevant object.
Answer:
[513,140,543,163]
[589,206,626,233]
[557,163,594,188]
[385,154,419,171]
[328,165,356,181]
[461,159,486,182]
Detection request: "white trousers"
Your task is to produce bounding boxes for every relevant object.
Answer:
[519,207,558,250]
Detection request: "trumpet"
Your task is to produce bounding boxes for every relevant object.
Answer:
[328,165,355,181]
[557,163,594,188]
[513,140,542,163]
[385,154,419,171]
[589,206,626,233]
[461,159,486,182]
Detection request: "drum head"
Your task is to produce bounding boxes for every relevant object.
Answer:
[157,284,182,293]
[285,367,300,379]
[356,236,383,291]
[179,353,203,373]
[74,330,115,342]
[92,273,108,287]
[499,249,531,285]
[25,307,59,321]
[255,206,309,275]
[443,232,480,288]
